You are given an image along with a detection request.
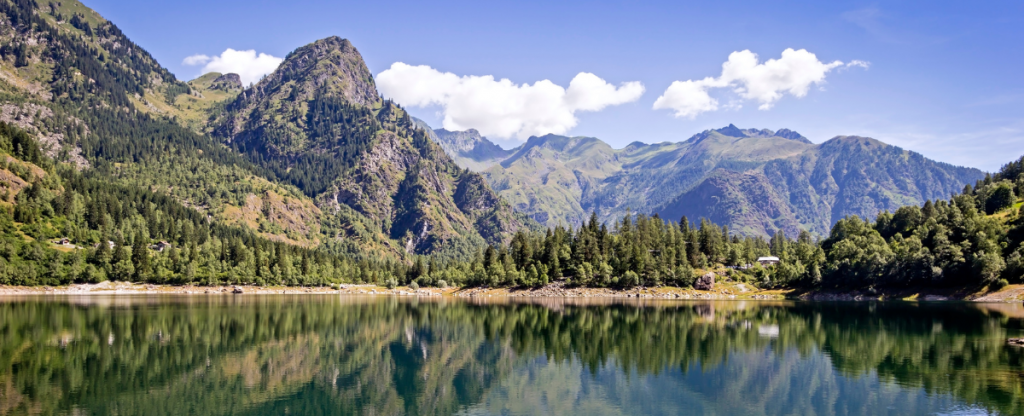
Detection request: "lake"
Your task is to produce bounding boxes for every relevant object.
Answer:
[0,295,1022,415]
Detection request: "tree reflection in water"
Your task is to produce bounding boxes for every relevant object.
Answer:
[0,296,1021,415]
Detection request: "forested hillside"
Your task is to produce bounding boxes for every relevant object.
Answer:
[0,0,526,270]
[0,0,340,251]
[0,120,410,286]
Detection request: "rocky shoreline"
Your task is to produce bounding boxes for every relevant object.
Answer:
[0,280,780,299]
[2,280,1021,302]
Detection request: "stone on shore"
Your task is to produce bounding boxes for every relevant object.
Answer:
[695,273,715,291]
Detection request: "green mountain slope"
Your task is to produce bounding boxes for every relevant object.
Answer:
[477,125,821,229]
[0,0,522,260]
[0,0,351,249]
[658,135,985,237]
[429,123,984,237]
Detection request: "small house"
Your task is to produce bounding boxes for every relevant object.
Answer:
[757,256,780,266]
[55,238,71,245]
[94,240,115,250]
[150,241,172,252]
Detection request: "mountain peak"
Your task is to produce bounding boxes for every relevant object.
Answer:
[774,129,810,143]
[411,123,513,171]
[249,36,378,108]
[214,36,381,146]
[688,125,811,144]
[434,128,487,154]
[715,124,747,138]
[211,73,242,91]
[822,135,888,149]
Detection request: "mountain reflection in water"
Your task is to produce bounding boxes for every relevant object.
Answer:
[0,296,1021,415]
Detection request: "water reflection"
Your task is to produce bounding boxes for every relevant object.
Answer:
[0,296,1021,415]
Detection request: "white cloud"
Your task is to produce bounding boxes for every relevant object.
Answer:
[376,63,644,140]
[845,60,871,70]
[183,49,284,85]
[182,54,210,66]
[654,49,867,118]
[564,72,645,111]
[652,77,724,118]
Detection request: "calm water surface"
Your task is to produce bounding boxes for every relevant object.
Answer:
[1,295,1023,415]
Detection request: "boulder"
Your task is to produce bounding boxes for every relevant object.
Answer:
[695,273,715,291]
[232,286,244,294]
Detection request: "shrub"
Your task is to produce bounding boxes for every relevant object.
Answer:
[409,281,419,290]
[994,279,1010,291]
[437,280,448,288]
[385,278,397,290]
[622,271,640,288]
[973,251,1006,283]
[985,182,1015,214]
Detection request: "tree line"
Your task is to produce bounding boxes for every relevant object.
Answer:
[414,156,1024,292]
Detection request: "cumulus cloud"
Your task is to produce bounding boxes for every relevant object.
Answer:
[651,78,724,118]
[182,49,284,85]
[654,49,867,118]
[376,63,644,140]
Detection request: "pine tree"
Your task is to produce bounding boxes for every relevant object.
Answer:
[131,232,150,280]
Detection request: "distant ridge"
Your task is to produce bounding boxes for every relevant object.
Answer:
[424,122,984,237]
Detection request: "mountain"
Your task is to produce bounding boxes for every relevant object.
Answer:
[427,123,984,237]
[0,0,339,247]
[209,36,526,255]
[421,123,513,171]
[0,0,523,260]
[656,135,985,236]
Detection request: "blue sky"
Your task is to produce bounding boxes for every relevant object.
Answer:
[85,0,1024,171]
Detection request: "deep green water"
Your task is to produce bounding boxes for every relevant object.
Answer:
[1,296,1023,415]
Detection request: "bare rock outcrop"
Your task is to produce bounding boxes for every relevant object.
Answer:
[695,272,715,291]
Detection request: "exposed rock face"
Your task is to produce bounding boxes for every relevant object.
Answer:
[332,131,417,224]
[0,103,89,169]
[434,129,512,165]
[210,73,242,90]
[435,129,486,154]
[695,273,716,291]
[329,129,523,252]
